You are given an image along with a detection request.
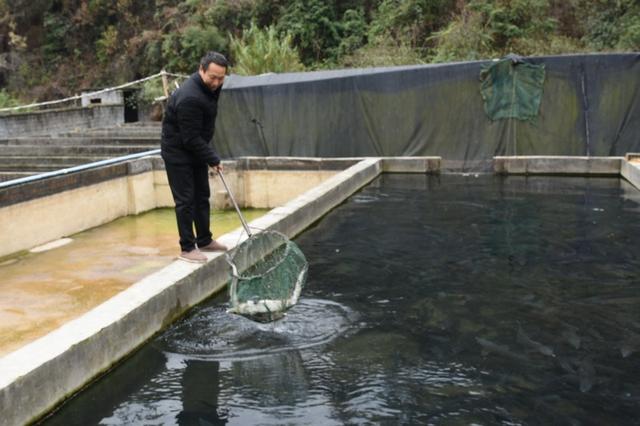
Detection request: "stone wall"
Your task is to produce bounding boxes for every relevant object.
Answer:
[0,104,124,138]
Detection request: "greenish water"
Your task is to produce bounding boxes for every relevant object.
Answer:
[40,175,640,425]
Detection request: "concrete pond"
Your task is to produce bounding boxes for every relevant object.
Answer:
[0,155,639,425]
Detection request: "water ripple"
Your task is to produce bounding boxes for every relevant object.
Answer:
[154,299,357,361]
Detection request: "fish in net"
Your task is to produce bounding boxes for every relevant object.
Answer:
[226,230,308,322]
[216,169,308,322]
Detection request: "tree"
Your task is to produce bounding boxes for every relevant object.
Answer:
[368,0,454,50]
[430,0,584,62]
[277,0,341,65]
[577,0,640,51]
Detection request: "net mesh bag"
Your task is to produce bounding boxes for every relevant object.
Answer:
[480,55,545,122]
[226,230,308,321]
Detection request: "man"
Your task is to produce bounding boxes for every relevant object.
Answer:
[161,51,229,263]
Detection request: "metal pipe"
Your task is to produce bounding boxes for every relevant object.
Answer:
[216,169,252,237]
[0,148,161,189]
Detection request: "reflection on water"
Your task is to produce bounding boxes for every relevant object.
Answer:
[40,175,640,424]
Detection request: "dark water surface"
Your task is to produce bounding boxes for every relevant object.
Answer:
[41,175,640,425]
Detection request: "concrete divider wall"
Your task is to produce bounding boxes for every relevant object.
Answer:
[207,157,361,209]
[211,169,340,209]
[382,156,441,173]
[492,156,640,191]
[494,156,623,175]
[621,157,640,190]
[0,105,124,138]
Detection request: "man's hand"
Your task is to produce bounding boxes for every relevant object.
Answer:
[210,164,224,173]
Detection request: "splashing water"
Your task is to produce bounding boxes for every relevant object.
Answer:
[155,299,356,360]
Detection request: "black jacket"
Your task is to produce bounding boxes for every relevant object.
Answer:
[161,72,221,166]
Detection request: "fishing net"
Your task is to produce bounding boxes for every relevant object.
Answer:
[480,54,546,122]
[226,230,308,322]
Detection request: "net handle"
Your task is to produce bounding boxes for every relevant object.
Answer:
[216,169,253,237]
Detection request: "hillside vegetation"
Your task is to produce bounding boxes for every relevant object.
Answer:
[0,0,638,104]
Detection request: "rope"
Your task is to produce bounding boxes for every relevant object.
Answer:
[162,72,189,79]
[0,70,189,113]
[509,65,518,156]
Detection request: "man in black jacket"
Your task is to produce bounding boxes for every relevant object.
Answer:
[161,51,229,263]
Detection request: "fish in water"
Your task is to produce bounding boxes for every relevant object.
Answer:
[578,358,596,393]
[517,325,555,357]
[475,337,530,363]
[620,332,640,358]
[560,325,581,349]
[556,357,597,393]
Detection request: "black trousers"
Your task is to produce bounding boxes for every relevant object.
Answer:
[165,162,213,252]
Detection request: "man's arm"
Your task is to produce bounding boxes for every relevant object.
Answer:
[177,97,221,166]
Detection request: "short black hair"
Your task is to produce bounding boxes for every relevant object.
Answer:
[200,51,229,71]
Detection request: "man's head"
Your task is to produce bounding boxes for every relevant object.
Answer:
[198,52,229,91]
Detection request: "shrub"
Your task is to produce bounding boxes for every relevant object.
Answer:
[42,13,70,60]
[230,23,304,75]
[340,33,426,68]
[0,89,21,109]
[96,26,120,64]
[429,8,495,62]
[337,8,368,57]
[578,0,640,51]
[429,0,569,61]
[277,0,341,65]
[162,25,228,72]
[369,0,454,48]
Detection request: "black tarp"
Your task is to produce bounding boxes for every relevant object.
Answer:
[214,54,640,169]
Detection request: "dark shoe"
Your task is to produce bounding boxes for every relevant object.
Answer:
[199,240,228,252]
[179,249,207,263]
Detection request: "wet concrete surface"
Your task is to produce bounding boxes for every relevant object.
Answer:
[0,208,266,357]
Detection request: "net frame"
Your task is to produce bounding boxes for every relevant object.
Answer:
[225,230,308,320]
